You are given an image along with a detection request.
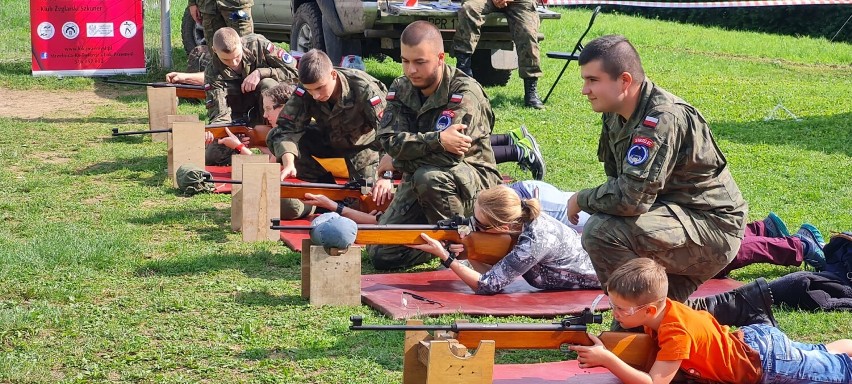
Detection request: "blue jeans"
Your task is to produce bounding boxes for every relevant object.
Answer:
[741,324,852,383]
[508,180,588,233]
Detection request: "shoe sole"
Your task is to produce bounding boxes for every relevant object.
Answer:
[800,223,825,246]
[520,125,546,180]
[767,212,790,237]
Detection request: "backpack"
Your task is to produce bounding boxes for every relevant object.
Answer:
[824,232,852,286]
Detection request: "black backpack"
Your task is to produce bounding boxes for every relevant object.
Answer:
[824,232,852,286]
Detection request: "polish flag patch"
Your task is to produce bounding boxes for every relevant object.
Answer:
[450,93,463,103]
[633,136,654,148]
[386,91,396,101]
[369,95,381,106]
[643,116,659,128]
[266,42,275,53]
[294,87,305,97]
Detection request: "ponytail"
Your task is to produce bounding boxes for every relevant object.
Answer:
[519,198,541,223]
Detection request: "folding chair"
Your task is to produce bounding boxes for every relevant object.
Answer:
[542,6,601,104]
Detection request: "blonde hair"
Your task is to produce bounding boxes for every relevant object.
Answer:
[212,27,241,53]
[607,258,668,304]
[475,185,541,232]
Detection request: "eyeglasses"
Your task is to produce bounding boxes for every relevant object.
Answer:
[471,216,496,232]
[608,297,664,316]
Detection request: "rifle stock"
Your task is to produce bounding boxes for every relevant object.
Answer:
[270,223,515,265]
[349,311,658,372]
[453,330,656,371]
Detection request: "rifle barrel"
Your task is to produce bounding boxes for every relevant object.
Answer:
[112,128,172,136]
[103,78,204,90]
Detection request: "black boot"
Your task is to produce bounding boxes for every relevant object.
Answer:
[455,53,473,77]
[688,277,778,327]
[523,78,545,109]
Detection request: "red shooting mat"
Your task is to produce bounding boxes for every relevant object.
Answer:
[493,360,621,383]
[361,269,744,319]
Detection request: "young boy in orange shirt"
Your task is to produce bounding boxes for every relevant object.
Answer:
[570,257,852,383]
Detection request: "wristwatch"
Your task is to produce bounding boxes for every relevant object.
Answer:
[442,252,456,268]
[381,170,394,180]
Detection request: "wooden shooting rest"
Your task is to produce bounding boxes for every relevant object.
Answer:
[401,318,657,384]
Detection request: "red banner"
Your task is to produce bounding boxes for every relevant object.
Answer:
[31,0,146,76]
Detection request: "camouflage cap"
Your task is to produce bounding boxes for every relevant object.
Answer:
[176,163,215,195]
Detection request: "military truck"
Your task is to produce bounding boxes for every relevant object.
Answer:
[181,0,560,86]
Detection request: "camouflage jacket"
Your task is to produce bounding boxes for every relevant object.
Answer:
[378,64,501,185]
[189,0,253,14]
[576,80,748,237]
[267,68,387,161]
[204,34,298,123]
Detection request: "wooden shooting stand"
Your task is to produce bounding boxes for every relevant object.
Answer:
[147,86,178,143]
[400,319,656,384]
[231,155,272,231]
[166,118,204,188]
[301,238,361,306]
[240,163,280,242]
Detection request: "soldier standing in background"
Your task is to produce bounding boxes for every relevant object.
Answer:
[453,0,545,109]
[188,0,254,46]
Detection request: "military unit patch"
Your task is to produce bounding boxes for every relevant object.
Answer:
[626,143,650,166]
[279,50,294,64]
[294,87,305,97]
[435,110,454,132]
[643,116,659,128]
[450,94,463,103]
[369,95,381,106]
[386,91,396,101]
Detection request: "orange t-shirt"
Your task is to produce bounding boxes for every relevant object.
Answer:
[643,299,762,384]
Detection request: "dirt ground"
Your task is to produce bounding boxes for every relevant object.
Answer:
[0,88,128,119]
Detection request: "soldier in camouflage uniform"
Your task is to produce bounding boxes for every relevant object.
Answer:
[566,35,748,302]
[188,0,254,46]
[368,21,503,270]
[204,28,298,165]
[265,49,390,218]
[453,0,544,109]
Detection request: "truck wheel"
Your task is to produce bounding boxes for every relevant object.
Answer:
[323,20,362,66]
[291,2,325,53]
[181,7,206,54]
[472,50,511,86]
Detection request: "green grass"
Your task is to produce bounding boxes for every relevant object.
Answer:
[1,4,851,382]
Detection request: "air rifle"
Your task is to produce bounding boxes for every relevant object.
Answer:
[270,216,515,265]
[102,78,206,100]
[111,121,270,147]
[349,306,657,372]
[211,177,391,212]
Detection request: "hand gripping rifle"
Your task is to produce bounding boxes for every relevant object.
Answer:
[102,78,207,100]
[270,216,516,265]
[349,298,657,372]
[111,120,270,147]
[211,177,391,212]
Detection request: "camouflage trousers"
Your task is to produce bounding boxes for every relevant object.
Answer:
[205,78,277,166]
[200,7,254,46]
[293,128,379,183]
[452,0,542,79]
[581,203,741,302]
[367,162,488,270]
